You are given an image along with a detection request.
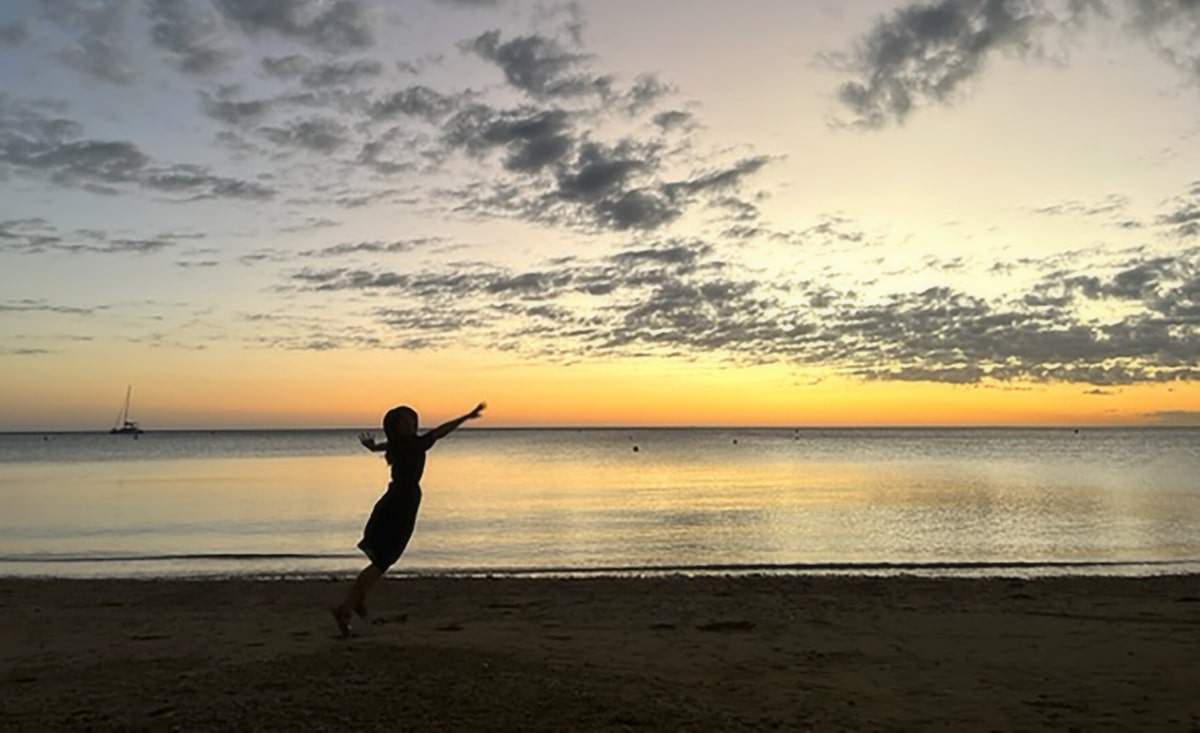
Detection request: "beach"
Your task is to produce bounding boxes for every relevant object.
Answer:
[2,574,1198,731]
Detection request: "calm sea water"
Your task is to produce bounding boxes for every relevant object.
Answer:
[1,428,1197,578]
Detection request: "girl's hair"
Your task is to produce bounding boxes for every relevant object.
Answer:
[382,406,419,465]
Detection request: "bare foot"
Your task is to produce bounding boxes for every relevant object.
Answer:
[330,605,352,638]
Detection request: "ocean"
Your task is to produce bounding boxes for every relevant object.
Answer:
[1,427,1197,578]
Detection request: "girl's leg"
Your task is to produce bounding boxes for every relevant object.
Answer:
[332,564,383,636]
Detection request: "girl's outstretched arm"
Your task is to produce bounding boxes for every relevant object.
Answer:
[359,433,387,452]
[428,402,486,442]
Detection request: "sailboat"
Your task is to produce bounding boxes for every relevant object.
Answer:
[110,385,144,435]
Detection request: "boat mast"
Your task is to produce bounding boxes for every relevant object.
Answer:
[114,385,132,430]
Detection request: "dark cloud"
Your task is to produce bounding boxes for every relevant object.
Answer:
[214,0,375,52]
[652,110,697,133]
[833,1,1200,128]
[147,0,237,75]
[443,105,574,171]
[0,298,103,316]
[200,92,275,126]
[433,97,769,233]
[141,163,275,201]
[42,0,137,84]
[1,96,274,200]
[832,0,1045,129]
[0,20,29,45]
[1157,181,1200,238]
[0,218,201,256]
[262,55,383,87]
[261,54,310,78]
[370,86,465,122]
[623,74,675,115]
[301,238,442,257]
[466,30,611,99]
[260,117,350,154]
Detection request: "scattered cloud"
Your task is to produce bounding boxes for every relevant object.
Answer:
[300,237,443,257]
[282,236,1200,385]
[466,29,610,100]
[830,0,1200,129]
[213,0,377,52]
[42,0,138,85]
[0,218,201,256]
[830,0,1046,129]
[0,298,102,316]
[0,95,274,200]
[147,0,238,75]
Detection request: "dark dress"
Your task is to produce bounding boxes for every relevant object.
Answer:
[358,432,436,571]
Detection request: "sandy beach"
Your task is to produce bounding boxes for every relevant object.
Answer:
[1,574,1198,731]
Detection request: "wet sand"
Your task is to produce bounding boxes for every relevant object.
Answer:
[2,574,1198,731]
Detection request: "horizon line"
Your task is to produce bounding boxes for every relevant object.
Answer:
[2,423,1196,435]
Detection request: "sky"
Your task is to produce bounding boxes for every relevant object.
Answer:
[1,0,1199,430]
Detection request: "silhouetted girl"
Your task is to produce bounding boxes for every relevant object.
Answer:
[331,402,485,636]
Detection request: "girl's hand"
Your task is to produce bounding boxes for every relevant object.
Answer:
[358,432,378,450]
[467,402,486,420]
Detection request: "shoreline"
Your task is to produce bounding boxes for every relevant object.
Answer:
[4,574,1198,730]
[4,556,1200,583]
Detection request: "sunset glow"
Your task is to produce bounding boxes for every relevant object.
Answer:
[2,0,1198,430]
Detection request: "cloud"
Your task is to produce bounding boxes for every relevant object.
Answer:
[213,0,376,52]
[0,218,201,256]
[1157,181,1200,238]
[370,85,468,123]
[261,55,383,88]
[300,238,442,257]
[147,0,238,75]
[466,30,610,99]
[200,92,276,126]
[0,20,29,46]
[0,298,104,316]
[831,0,1046,129]
[652,110,697,133]
[285,237,1200,384]
[623,74,675,115]
[260,117,350,154]
[42,0,138,84]
[0,95,274,200]
[1034,193,1130,218]
[832,0,1200,128]
[431,96,769,232]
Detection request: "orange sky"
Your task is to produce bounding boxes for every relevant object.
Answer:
[2,343,1193,430]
